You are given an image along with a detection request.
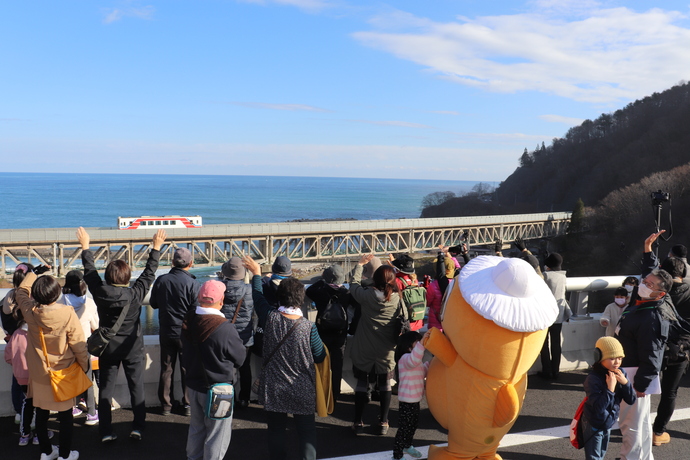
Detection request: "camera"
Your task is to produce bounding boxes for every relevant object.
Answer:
[651,190,670,205]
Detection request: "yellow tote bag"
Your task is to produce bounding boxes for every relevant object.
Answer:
[39,329,92,402]
[314,346,334,417]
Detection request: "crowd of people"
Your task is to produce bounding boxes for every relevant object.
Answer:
[2,228,690,460]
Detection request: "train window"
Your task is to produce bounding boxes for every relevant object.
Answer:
[156,221,161,225]
[163,221,169,225]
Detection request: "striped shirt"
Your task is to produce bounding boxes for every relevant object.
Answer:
[397,341,429,403]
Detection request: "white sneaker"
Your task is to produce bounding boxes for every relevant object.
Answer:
[39,445,59,460]
[58,451,79,460]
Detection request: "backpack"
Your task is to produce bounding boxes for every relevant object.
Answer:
[569,396,587,449]
[665,315,690,364]
[399,278,427,322]
[316,289,348,332]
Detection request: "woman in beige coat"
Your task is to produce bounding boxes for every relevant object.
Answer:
[16,267,89,460]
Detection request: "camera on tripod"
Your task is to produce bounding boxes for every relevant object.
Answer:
[651,190,670,205]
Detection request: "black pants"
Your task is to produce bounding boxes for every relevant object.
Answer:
[36,407,72,458]
[393,401,420,459]
[158,335,188,410]
[265,411,316,460]
[18,385,34,438]
[540,323,563,377]
[99,341,146,436]
[237,346,252,402]
[353,367,392,424]
[320,332,346,401]
[653,359,689,434]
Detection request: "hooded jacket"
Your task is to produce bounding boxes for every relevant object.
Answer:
[181,308,246,393]
[16,273,89,412]
[219,278,254,346]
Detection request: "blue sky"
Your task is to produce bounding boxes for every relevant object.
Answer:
[2,0,690,181]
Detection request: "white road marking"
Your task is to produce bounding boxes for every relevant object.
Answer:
[322,408,690,460]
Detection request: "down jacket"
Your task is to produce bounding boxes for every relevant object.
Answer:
[219,279,254,346]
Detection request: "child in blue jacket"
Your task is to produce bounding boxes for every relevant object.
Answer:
[582,337,637,460]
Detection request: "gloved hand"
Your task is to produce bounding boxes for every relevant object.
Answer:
[514,237,526,251]
[33,265,51,275]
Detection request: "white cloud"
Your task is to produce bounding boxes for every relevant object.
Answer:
[539,114,585,125]
[237,0,334,13]
[103,5,155,24]
[229,102,332,112]
[353,6,690,104]
[352,120,433,129]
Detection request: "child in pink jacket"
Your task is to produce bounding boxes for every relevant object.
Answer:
[4,310,35,446]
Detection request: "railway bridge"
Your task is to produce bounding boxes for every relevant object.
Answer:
[0,212,570,278]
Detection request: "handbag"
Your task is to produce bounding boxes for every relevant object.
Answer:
[87,298,131,356]
[39,329,92,403]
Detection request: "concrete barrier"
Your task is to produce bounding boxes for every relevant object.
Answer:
[0,315,604,417]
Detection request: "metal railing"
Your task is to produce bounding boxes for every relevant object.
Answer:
[0,212,570,278]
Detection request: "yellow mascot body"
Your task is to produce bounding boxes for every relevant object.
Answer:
[423,256,558,460]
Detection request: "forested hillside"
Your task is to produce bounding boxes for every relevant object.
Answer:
[421,81,690,276]
[496,81,690,212]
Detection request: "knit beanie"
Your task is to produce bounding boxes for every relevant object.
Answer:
[595,336,625,362]
[544,253,563,271]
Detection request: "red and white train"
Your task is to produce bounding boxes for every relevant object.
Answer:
[118,216,203,230]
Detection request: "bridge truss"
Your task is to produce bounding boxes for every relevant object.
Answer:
[0,212,570,278]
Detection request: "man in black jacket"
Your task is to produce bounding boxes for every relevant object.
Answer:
[150,247,200,416]
[615,267,672,460]
[182,280,246,460]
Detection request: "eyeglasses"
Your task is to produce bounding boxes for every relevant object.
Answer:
[642,278,660,291]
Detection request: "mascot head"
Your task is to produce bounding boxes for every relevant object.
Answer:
[441,256,558,380]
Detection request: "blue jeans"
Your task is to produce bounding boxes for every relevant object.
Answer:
[584,427,610,460]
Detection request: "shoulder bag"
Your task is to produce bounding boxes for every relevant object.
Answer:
[87,300,131,356]
[39,329,92,402]
[195,343,235,420]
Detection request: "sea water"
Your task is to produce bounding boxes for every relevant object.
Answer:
[2,172,481,334]
[1,172,479,229]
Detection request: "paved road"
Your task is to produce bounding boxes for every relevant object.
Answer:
[2,369,689,459]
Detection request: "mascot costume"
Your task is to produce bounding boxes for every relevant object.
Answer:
[423,256,558,460]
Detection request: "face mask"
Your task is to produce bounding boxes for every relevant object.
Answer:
[614,298,627,306]
[637,283,654,299]
[624,285,634,293]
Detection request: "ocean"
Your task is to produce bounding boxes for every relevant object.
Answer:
[2,172,480,334]
[1,172,480,229]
